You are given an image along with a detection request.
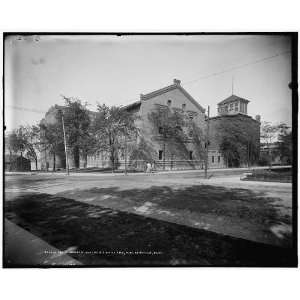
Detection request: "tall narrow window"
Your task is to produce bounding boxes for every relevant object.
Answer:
[189,151,193,160]
[167,99,172,106]
[212,156,214,163]
[158,127,163,134]
[159,150,163,160]
[218,156,220,163]
[182,103,186,110]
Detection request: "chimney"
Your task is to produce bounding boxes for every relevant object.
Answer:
[255,115,261,123]
[173,79,181,86]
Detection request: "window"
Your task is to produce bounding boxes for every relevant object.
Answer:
[158,127,163,134]
[235,102,238,111]
[189,130,193,137]
[182,103,186,110]
[167,99,172,106]
[212,156,214,163]
[159,150,163,160]
[230,103,233,110]
[225,106,228,112]
[218,156,220,163]
[189,151,193,160]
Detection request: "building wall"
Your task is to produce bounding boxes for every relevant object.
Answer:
[136,87,206,166]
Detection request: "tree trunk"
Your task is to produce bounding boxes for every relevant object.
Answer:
[35,158,38,170]
[53,152,56,171]
[73,146,80,169]
[84,153,87,169]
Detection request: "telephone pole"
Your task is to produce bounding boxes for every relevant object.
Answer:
[205,105,210,179]
[61,112,69,175]
[124,130,128,175]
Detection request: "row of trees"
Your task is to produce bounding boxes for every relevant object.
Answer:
[6,97,138,171]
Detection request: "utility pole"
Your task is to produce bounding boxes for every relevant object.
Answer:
[124,130,128,175]
[205,106,210,179]
[61,112,69,175]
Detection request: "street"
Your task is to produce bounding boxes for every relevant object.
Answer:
[4,169,294,266]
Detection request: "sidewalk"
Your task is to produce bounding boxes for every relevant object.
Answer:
[4,219,82,267]
[5,165,292,177]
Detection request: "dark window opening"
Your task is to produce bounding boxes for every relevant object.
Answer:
[218,156,220,163]
[159,150,163,160]
[182,103,186,110]
[189,151,193,160]
[189,130,193,137]
[212,156,214,163]
[167,99,172,106]
[158,127,163,134]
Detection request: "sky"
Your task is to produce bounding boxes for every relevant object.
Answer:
[4,34,292,131]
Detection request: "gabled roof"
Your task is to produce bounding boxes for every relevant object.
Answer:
[122,100,141,112]
[140,79,205,113]
[218,94,250,106]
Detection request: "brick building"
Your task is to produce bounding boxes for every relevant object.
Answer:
[38,80,260,171]
[208,94,261,168]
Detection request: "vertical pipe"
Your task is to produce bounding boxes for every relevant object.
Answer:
[205,106,210,179]
[61,113,69,175]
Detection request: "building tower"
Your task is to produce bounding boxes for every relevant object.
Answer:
[217,95,250,116]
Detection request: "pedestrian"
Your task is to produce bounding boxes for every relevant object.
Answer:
[146,161,151,173]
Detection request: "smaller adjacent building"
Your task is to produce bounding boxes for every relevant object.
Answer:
[208,94,261,168]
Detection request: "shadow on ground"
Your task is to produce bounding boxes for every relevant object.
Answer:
[58,185,292,228]
[5,192,296,267]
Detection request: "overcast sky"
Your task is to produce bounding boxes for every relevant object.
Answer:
[5,34,292,131]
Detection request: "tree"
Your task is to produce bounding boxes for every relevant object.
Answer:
[39,119,65,171]
[94,104,138,172]
[23,125,41,170]
[61,96,92,168]
[6,125,41,170]
[217,116,260,168]
[276,123,292,165]
[260,121,280,168]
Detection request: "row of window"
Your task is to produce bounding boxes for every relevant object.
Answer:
[158,150,193,160]
[158,151,222,163]
[158,126,193,137]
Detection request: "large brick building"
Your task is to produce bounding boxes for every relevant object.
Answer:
[38,80,260,171]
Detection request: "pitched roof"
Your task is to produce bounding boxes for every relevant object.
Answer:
[140,80,205,113]
[122,100,141,112]
[218,94,250,106]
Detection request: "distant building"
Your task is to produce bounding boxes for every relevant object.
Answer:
[5,154,31,172]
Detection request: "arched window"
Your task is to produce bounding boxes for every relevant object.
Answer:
[182,103,186,110]
[167,99,172,106]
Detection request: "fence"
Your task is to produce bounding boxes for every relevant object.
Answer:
[119,159,205,171]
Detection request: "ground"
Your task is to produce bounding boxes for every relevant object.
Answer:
[4,168,296,266]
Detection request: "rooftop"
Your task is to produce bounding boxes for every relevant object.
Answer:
[218,94,250,106]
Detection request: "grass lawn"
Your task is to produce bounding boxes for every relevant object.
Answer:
[242,168,292,183]
[5,193,295,267]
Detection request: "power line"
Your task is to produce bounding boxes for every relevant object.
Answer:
[182,50,291,86]
[6,105,47,114]
[5,50,291,113]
